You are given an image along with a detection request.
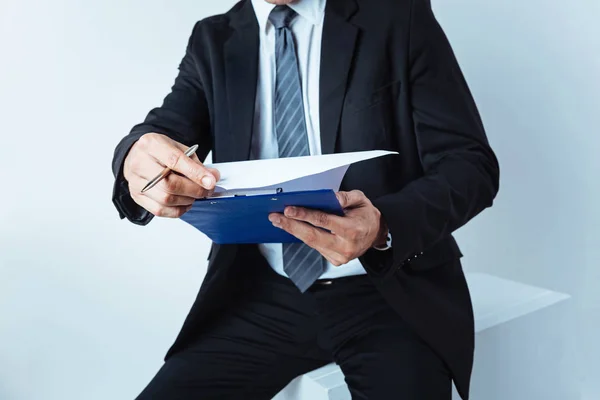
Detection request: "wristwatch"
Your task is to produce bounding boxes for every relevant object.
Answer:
[373,231,392,251]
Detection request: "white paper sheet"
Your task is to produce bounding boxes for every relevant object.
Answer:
[206,150,396,195]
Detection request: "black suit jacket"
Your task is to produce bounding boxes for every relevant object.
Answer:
[111,0,499,398]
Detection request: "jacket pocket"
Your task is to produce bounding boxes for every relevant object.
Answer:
[346,80,402,113]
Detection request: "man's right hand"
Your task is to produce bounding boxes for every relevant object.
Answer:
[123,133,219,218]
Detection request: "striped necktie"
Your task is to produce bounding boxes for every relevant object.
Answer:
[270,5,325,292]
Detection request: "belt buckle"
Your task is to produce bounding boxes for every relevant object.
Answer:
[317,279,334,286]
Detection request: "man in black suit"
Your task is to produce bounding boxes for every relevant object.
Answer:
[111,0,499,398]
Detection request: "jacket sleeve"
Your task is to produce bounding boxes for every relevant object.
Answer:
[111,21,212,225]
[361,0,500,274]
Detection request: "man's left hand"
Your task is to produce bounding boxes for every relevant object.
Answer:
[269,190,389,266]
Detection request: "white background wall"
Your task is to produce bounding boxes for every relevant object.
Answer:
[0,0,597,399]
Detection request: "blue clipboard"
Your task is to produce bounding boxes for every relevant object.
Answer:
[179,189,344,244]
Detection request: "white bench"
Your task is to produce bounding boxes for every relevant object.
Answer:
[273,273,573,400]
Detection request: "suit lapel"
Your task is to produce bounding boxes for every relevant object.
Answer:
[224,1,259,162]
[319,0,359,155]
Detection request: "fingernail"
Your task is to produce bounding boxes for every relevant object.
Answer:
[201,176,215,188]
[269,215,281,224]
[285,207,296,217]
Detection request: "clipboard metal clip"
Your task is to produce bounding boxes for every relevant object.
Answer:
[208,187,284,199]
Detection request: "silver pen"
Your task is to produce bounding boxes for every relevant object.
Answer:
[141,144,199,193]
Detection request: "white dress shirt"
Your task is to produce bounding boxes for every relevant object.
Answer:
[250,0,367,279]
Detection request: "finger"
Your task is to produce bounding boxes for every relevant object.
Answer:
[336,190,367,209]
[158,173,210,199]
[269,214,336,250]
[206,167,221,183]
[127,152,168,181]
[269,214,349,266]
[131,192,193,218]
[126,156,206,198]
[144,189,197,207]
[142,135,216,190]
[128,156,211,199]
[173,141,203,165]
[129,178,197,207]
[283,206,349,232]
[124,148,158,182]
[179,147,209,176]
[190,153,201,163]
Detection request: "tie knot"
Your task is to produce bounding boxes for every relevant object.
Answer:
[269,5,297,29]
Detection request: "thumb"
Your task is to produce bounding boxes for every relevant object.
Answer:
[335,190,366,209]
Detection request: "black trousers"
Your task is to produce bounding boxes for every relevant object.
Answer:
[136,260,451,400]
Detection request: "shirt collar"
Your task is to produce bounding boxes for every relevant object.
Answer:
[251,0,326,33]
